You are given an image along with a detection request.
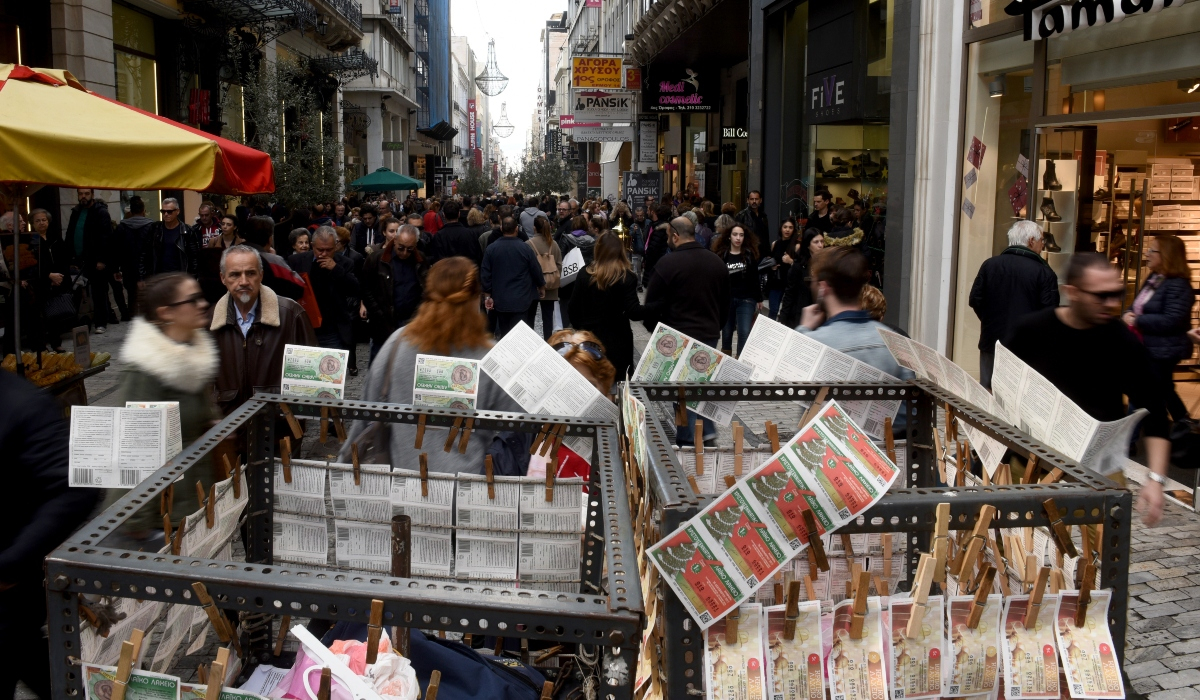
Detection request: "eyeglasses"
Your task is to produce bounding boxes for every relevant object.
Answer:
[1077,288,1124,303]
[161,209,179,214]
[395,243,417,253]
[552,341,605,361]
[165,293,205,307]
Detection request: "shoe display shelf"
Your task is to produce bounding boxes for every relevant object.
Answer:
[1036,158,1076,283]
[814,149,888,205]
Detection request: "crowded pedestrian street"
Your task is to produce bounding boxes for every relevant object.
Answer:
[5,0,1200,699]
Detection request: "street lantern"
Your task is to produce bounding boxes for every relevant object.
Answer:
[475,39,508,97]
[493,102,514,138]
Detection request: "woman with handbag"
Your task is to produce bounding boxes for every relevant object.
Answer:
[525,216,561,340]
[567,232,644,380]
[341,256,521,475]
[31,208,73,351]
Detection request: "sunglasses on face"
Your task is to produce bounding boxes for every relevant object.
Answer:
[1078,288,1124,303]
[552,341,605,361]
[161,209,178,214]
[395,243,417,253]
[166,292,205,307]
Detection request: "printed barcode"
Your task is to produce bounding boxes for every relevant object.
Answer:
[481,358,499,375]
[521,483,536,496]
[337,527,349,540]
[698,612,711,624]
[73,468,96,485]
[333,499,347,512]
[272,523,283,536]
[1010,688,1021,697]
[459,540,472,554]
[1072,686,1083,696]
[459,510,472,525]
[510,384,529,403]
[949,687,959,695]
[894,690,905,699]
[521,513,536,527]
[119,470,141,486]
[521,543,534,557]
[865,418,882,436]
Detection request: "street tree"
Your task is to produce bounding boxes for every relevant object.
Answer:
[516,157,574,196]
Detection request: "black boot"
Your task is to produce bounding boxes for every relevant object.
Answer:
[1043,160,1062,190]
[1040,196,1062,222]
[831,156,847,166]
[1043,230,1062,252]
[1094,187,1110,200]
[815,158,824,175]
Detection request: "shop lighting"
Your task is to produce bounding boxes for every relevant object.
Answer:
[1180,79,1200,94]
[989,73,1006,97]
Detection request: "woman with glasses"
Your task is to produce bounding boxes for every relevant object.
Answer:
[567,232,644,380]
[549,329,616,396]
[1123,235,1196,423]
[108,272,218,540]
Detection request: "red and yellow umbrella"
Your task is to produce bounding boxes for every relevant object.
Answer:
[0,63,274,193]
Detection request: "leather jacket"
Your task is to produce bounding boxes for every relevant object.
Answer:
[361,245,428,344]
[209,285,316,414]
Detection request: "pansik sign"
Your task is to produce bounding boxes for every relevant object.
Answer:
[623,170,662,211]
[1005,0,1186,41]
[572,57,624,89]
[642,66,718,112]
[571,125,635,142]
[572,90,635,122]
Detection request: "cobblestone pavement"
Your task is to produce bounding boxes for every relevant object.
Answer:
[55,311,1200,696]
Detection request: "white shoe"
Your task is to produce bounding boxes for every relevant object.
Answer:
[95,327,106,335]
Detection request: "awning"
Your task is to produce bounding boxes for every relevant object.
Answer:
[599,141,623,164]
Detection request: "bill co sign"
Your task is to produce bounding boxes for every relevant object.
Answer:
[1004,0,1186,41]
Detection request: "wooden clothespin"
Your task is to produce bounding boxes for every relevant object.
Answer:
[457,417,475,454]
[874,576,889,598]
[951,504,996,579]
[195,479,207,513]
[725,606,740,643]
[723,475,737,489]
[206,484,216,529]
[280,438,293,483]
[675,388,688,426]
[686,474,701,494]
[171,519,184,555]
[351,443,362,486]
[231,461,242,499]
[192,582,233,644]
[800,509,829,572]
[905,554,934,638]
[773,582,784,604]
[540,680,555,700]
[530,423,551,455]
[884,417,897,464]
[160,483,174,518]
[848,571,871,640]
[545,453,556,502]
[765,421,780,453]
[798,387,830,429]
[485,455,495,500]
[332,409,347,441]
[205,648,230,700]
[954,440,967,487]
[932,503,951,583]
[314,668,331,700]
[494,637,505,656]
[803,576,816,602]
[366,599,384,664]
[733,423,744,476]
[319,407,330,442]
[415,414,427,449]
[840,534,856,559]
[279,403,303,439]
[694,440,704,476]
[945,403,958,443]
[532,645,564,665]
[881,534,893,577]
[1042,499,1079,558]
[548,425,565,465]
[1022,454,1040,485]
[426,670,442,700]
[783,581,802,640]
[1074,563,1095,627]
[443,416,464,452]
[989,537,1011,596]
[932,427,948,484]
[196,664,207,685]
[966,564,996,629]
[163,514,173,547]
[1024,567,1050,629]
[110,628,145,700]
[419,454,429,497]
[274,615,290,656]
[1039,468,1064,484]
[1050,569,1065,594]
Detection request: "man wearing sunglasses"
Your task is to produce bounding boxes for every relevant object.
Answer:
[1006,252,1171,526]
[141,197,200,281]
[360,222,427,361]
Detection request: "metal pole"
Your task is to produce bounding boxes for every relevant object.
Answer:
[10,193,22,376]
[390,514,411,658]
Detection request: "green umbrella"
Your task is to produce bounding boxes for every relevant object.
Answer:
[350,167,424,192]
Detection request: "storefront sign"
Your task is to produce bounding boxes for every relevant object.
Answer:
[388,0,402,13]
[1006,0,1186,41]
[468,98,477,150]
[585,0,601,6]
[643,66,718,112]
[623,170,662,211]
[571,125,636,142]
[722,127,748,139]
[382,141,404,151]
[572,90,636,122]
[638,119,658,163]
[587,162,602,187]
[572,57,624,88]
[626,67,642,89]
[474,148,483,169]
[806,65,858,124]
[559,115,600,129]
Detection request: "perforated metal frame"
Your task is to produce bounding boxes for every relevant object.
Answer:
[47,394,642,699]
[629,380,1132,698]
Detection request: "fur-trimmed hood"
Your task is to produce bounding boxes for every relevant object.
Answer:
[120,318,219,393]
[210,284,281,331]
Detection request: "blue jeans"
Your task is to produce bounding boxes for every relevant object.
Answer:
[768,288,784,320]
[676,336,720,447]
[721,298,757,357]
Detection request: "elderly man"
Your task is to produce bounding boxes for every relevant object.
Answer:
[968,219,1059,388]
[195,202,221,247]
[361,222,427,360]
[289,227,360,361]
[143,197,200,279]
[211,244,315,414]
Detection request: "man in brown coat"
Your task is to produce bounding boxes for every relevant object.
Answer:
[211,245,316,414]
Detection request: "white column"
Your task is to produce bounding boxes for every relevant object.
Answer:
[905,0,964,352]
[365,102,384,173]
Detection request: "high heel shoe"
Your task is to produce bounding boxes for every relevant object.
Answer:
[1040,196,1062,222]
[1043,160,1062,190]
[1043,230,1062,252]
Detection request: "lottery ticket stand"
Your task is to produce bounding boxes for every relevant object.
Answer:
[625,379,1132,699]
[45,394,643,699]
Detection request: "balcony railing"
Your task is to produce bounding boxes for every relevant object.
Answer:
[326,0,361,29]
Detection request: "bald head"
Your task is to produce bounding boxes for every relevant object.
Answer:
[670,216,695,241]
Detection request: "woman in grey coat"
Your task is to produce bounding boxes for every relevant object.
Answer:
[342,256,520,474]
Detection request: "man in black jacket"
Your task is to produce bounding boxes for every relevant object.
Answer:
[736,189,771,258]
[289,227,360,354]
[968,219,1058,388]
[429,199,483,267]
[642,216,729,446]
[64,189,120,331]
[142,197,201,280]
[352,203,383,256]
[482,217,545,339]
[361,222,427,360]
[112,196,155,317]
[0,371,99,699]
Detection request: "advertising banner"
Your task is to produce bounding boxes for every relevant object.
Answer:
[572,90,636,122]
[638,119,658,163]
[571,125,635,143]
[622,170,662,211]
[572,57,623,89]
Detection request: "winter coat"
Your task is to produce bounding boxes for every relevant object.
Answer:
[63,199,112,270]
[642,241,729,341]
[113,215,155,281]
[777,256,815,329]
[735,206,771,259]
[519,206,546,238]
[642,222,670,283]
[352,221,384,256]
[1130,275,1196,362]
[481,236,545,313]
[361,246,429,344]
[288,251,360,347]
[968,245,1059,351]
[568,269,643,379]
[428,222,483,267]
[142,221,202,278]
[110,318,220,530]
[210,285,317,414]
[560,229,597,266]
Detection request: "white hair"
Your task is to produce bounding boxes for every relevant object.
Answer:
[1007,220,1043,248]
[220,244,262,275]
[312,226,338,245]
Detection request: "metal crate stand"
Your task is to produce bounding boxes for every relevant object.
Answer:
[627,380,1132,698]
[47,394,642,700]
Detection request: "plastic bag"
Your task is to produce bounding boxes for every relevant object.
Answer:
[270,634,418,700]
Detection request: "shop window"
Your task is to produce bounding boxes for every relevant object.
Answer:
[113,4,157,115]
[950,33,1034,379]
[967,0,1015,29]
